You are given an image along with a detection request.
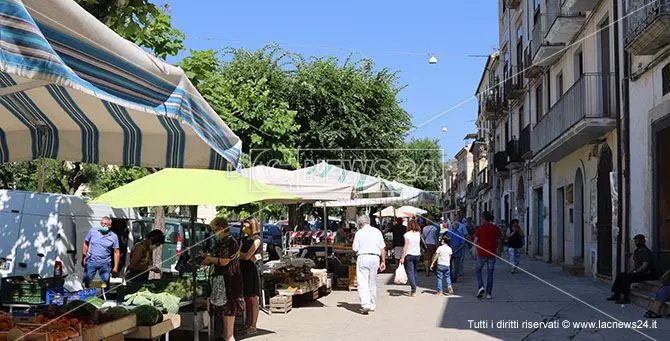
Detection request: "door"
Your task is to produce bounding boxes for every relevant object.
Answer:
[597,144,614,276]
[557,187,565,262]
[504,195,510,225]
[536,188,544,256]
[655,121,670,274]
[575,168,585,263]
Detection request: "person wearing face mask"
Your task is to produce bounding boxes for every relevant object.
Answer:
[82,216,120,288]
[126,230,165,282]
[201,217,244,341]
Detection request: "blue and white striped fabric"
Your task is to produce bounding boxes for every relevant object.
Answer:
[294,161,401,197]
[0,0,241,169]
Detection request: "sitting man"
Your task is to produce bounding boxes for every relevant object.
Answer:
[607,234,658,304]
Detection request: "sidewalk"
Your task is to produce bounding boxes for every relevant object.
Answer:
[253,256,669,340]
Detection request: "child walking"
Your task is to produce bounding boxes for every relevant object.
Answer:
[431,235,454,296]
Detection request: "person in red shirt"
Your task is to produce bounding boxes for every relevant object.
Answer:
[474,211,501,299]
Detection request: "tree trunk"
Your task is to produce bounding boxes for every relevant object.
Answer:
[149,206,165,280]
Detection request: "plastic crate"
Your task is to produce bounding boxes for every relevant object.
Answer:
[45,288,97,305]
[0,276,65,305]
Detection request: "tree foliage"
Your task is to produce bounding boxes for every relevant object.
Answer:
[75,0,184,59]
[393,138,443,193]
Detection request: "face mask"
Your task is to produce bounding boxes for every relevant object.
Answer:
[99,226,109,233]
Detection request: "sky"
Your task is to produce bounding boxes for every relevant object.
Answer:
[167,0,499,161]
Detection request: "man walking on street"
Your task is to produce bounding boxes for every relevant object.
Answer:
[474,211,501,300]
[352,216,386,314]
[422,218,438,276]
[607,234,658,304]
[448,218,467,282]
[82,216,120,288]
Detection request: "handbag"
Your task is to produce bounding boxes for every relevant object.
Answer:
[209,268,227,307]
[419,234,427,254]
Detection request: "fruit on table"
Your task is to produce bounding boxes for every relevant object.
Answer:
[98,306,131,323]
[63,300,98,320]
[0,312,12,331]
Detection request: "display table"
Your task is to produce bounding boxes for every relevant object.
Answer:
[82,314,137,341]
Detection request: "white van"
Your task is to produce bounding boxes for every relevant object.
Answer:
[0,190,142,291]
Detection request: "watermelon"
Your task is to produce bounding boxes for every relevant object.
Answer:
[133,305,162,326]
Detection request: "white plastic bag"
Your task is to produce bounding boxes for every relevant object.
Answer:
[394,264,408,284]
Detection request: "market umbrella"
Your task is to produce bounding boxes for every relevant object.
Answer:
[397,205,427,217]
[239,165,355,202]
[91,168,300,207]
[373,205,397,217]
[92,168,298,339]
[294,161,401,197]
[0,0,241,169]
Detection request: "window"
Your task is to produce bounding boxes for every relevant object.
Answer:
[535,84,543,121]
[505,122,510,144]
[663,63,670,96]
[519,105,526,130]
[574,50,584,80]
[557,72,564,97]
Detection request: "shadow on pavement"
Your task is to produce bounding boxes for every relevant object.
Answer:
[337,301,362,314]
[387,289,408,297]
[236,328,276,340]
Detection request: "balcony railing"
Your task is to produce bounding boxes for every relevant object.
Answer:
[504,64,525,101]
[546,0,586,44]
[481,83,506,118]
[625,0,670,55]
[531,73,616,158]
[524,45,543,79]
[506,139,523,164]
[494,151,509,172]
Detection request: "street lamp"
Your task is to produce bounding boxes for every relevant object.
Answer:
[429,54,438,64]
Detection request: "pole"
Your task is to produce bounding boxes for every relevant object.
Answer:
[259,203,269,315]
[189,205,199,341]
[323,204,328,272]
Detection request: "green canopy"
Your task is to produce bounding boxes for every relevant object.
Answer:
[91,168,300,208]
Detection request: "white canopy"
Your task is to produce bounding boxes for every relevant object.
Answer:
[239,165,354,202]
[373,206,397,217]
[294,161,399,197]
[317,181,439,207]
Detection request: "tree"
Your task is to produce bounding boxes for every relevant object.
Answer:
[75,0,184,59]
[89,166,151,197]
[287,56,412,176]
[179,46,301,167]
[392,138,443,193]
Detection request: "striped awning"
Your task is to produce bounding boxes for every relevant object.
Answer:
[0,0,241,169]
[294,161,401,197]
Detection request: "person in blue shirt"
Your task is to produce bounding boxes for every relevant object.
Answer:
[448,213,469,282]
[81,216,120,288]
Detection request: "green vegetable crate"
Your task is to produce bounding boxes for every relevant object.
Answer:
[0,276,65,305]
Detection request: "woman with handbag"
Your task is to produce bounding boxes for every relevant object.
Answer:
[239,217,262,335]
[400,220,422,297]
[201,217,245,341]
[643,270,670,318]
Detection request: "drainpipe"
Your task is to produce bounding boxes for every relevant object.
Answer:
[548,162,552,263]
[623,53,632,268]
[614,0,623,275]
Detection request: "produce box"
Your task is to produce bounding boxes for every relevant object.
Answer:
[81,314,136,341]
[46,288,97,306]
[269,296,292,314]
[0,276,65,305]
[125,314,180,339]
[1,322,82,341]
[0,331,49,341]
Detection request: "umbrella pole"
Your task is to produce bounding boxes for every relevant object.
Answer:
[189,205,200,341]
[259,202,269,315]
[323,204,328,272]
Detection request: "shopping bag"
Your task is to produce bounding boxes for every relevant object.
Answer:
[394,264,408,284]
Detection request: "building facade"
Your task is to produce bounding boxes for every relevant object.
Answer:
[473,0,639,279]
[454,144,474,218]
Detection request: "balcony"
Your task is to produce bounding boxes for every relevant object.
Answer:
[562,0,598,12]
[494,151,510,174]
[531,73,617,164]
[545,0,586,44]
[506,139,523,170]
[531,13,565,67]
[524,45,543,79]
[625,0,670,55]
[507,0,521,9]
[480,84,506,120]
[519,124,532,159]
[504,64,526,101]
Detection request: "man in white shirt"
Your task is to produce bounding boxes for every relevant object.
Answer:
[352,215,387,314]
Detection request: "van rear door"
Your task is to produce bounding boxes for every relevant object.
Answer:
[14,192,63,277]
[0,191,27,277]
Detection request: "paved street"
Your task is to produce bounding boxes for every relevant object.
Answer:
[255,256,670,341]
